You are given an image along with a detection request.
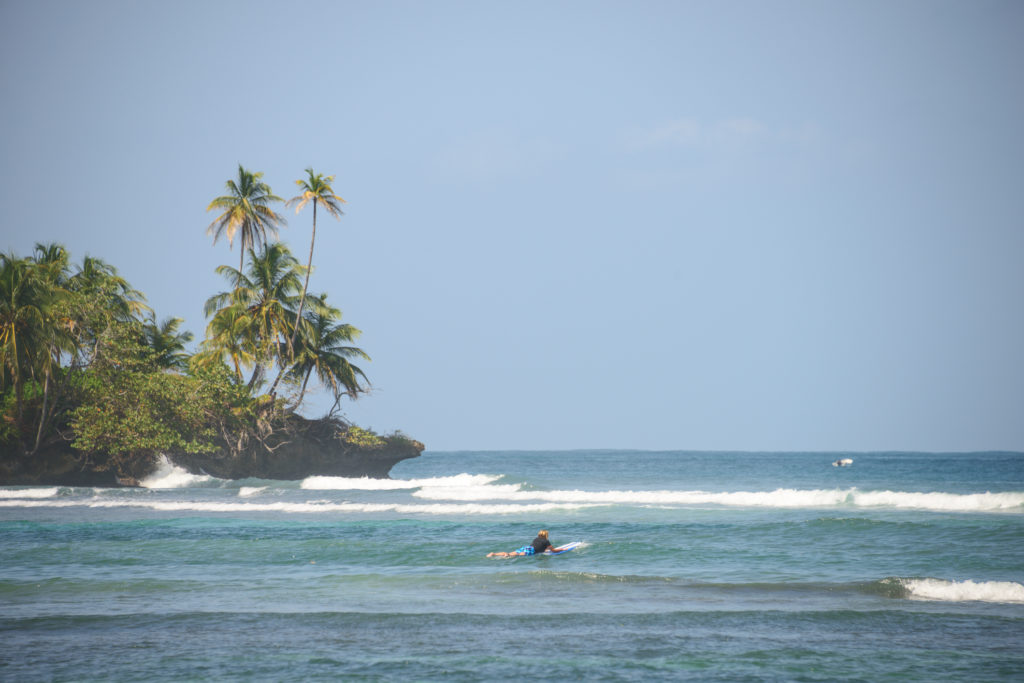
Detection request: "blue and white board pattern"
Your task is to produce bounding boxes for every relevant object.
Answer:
[545,541,583,555]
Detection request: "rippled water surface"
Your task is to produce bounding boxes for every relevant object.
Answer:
[2,450,1022,680]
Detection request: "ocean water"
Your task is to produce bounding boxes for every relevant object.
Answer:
[2,450,1023,681]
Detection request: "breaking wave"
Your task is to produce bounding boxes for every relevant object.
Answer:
[886,577,1024,604]
[4,469,1021,515]
[0,497,589,515]
[412,483,1024,512]
[139,457,218,489]
[0,487,61,499]
[301,473,503,490]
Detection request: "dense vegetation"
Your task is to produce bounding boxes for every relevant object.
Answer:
[0,166,404,482]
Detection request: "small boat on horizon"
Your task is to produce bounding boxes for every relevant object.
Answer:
[832,458,854,467]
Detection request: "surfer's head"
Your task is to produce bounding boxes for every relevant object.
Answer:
[537,530,549,539]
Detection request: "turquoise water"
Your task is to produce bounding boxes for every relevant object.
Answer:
[2,450,1023,681]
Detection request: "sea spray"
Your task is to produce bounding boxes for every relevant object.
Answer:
[139,456,218,489]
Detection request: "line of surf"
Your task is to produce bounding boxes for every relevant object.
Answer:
[412,485,1024,512]
[300,473,502,490]
[0,487,61,499]
[0,498,592,515]
[132,458,504,491]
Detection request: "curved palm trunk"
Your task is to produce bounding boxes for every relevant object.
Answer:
[269,200,317,397]
[11,336,24,426]
[247,363,265,392]
[291,198,317,350]
[288,366,315,411]
[31,364,50,454]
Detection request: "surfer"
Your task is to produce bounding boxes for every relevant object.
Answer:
[487,529,554,557]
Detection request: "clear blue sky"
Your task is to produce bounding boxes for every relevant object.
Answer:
[2,0,1022,451]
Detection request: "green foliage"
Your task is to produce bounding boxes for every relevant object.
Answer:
[69,332,246,467]
[340,425,386,449]
[0,390,21,445]
[0,245,189,455]
[142,314,194,370]
[202,242,305,390]
[385,429,417,448]
[2,169,389,474]
[202,242,369,410]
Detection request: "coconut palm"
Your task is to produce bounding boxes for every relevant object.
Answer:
[195,303,256,383]
[142,314,194,371]
[65,256,149,366]
[0,254,49,424]
[286,294,369,411]
[32,243,72,286]
[207,165,287,276]
[285,168,346,351]
[68,256,148,321]
[204,242,305,390]
[26,244,78,452]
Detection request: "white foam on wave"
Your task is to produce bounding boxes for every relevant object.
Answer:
[301,473,502,491]
[414,483,527,500]
[899,578,1024,604]
[415,485,847,507]
[238,486,267,497]
[139,456,218,489]
[413,485,1024,512]
[0,497,589,515]
[0,487,60,499]
[852,490,1024,512]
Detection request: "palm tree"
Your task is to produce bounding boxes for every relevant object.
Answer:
[32,243,71,286]
[203,242,305,390]
[142,314,194,371]
[207,165,287,276]
[285,168,346,351]
[195,303,256,383]
[66,256,149,366]
[68,256,149,322]
[286,294,369,411]
[26,244,77,453]
[0,254,49,426]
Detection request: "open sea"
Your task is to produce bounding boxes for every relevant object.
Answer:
[2,450,1023,681]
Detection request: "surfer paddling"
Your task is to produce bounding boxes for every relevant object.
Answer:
[488,529,554,557]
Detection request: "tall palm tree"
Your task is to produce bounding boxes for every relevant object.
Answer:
[26,244,77,453]
[207,165,287,276]
[285,168,346,351]
[0,254,49,425]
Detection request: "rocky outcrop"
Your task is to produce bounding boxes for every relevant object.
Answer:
[0,416,423,487]
[0,438,125,487]
[172,415,423,482]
